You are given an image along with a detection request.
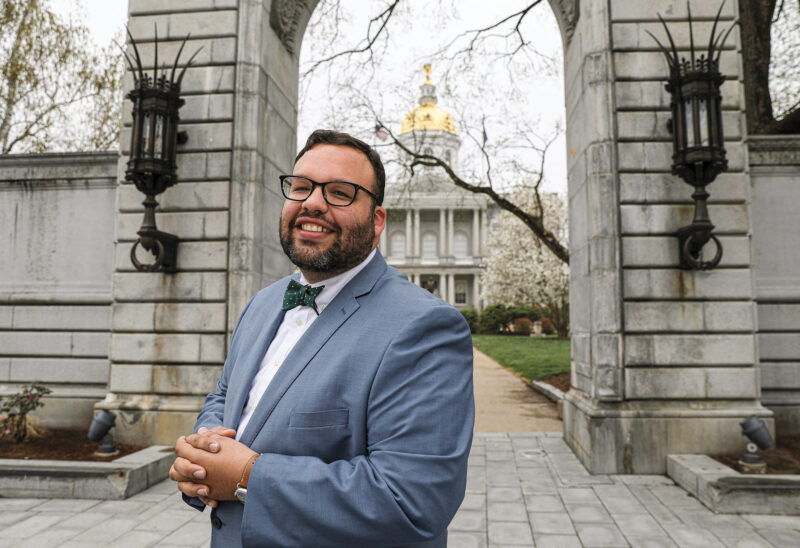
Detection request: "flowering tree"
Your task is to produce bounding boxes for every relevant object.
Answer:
[1,383,51,442]
[481,190,569,338]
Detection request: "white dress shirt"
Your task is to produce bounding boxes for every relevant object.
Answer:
[235,249,377,440]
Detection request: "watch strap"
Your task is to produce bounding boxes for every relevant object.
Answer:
[237,453,260,490]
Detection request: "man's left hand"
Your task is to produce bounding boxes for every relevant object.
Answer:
[174,431,258,501]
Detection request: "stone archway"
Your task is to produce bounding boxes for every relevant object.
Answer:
[110,0,769,475]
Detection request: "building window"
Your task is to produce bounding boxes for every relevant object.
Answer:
[455,282,467,304]
[454,231,469,257]
[422,232,437,258]
[390,232,406,257]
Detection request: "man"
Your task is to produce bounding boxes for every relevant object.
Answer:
[169,130,474,547]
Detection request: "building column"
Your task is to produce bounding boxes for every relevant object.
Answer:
[447,273,455,304]
[447,209,455,256]
[480,209,488,255]
[412,273,420,286]
[380,222,387,255]
[405,210,412,257]
[439,208,446,257]
[413,209,421,258]
[439,273,446,300]
[472,274,480,310]
[472,209,480,257]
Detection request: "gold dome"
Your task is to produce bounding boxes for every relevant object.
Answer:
[399,65,457,135]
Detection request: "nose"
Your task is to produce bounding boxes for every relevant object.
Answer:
[302,183,328,211]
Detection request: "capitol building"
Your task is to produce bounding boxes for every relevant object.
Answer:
[380,66,491,311]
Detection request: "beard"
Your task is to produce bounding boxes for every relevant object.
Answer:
[280,208,375,275]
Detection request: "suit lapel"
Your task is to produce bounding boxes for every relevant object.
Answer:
[239,252,388,446]
[225,280,293,429]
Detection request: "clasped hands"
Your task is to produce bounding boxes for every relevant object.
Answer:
[169,426,258,508]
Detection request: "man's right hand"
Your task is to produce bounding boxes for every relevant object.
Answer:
[170,426,236,508]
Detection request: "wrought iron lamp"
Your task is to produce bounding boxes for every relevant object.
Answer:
[123,29,199,272]
[649,2,735,270]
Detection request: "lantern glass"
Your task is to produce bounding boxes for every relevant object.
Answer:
[142,112,152,157]
[698,97,709,146]
[154,114,164,159]
[684,98,695,147]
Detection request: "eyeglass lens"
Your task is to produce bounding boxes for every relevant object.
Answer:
[282,176,357,206]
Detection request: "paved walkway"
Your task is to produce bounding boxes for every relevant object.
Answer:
[1,353,799,546]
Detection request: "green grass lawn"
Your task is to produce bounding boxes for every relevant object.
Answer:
[472,334,570,382]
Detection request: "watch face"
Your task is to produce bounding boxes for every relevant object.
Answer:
[235,487,246,504]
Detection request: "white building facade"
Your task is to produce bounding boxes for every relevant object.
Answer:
[381,66,490,310]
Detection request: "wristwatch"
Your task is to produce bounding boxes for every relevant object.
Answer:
[234,454,260,504]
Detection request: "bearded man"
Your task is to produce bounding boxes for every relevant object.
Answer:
[169,130,475,547]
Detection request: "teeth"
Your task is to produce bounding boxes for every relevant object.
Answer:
[300,223,331,233]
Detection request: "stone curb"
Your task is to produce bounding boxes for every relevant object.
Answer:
[531,380,566,403]
[0,445,174,500]
[667,454,800,515]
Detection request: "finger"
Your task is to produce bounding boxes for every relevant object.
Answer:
[198,495,218,508]
[186,432,222,453]
[197,427,209,434]
[210,425,237,438]
[177,480,212,499]
[170,456,207,481]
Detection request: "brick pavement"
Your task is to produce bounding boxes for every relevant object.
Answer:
[3,433,800,547]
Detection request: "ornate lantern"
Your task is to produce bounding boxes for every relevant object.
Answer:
[123,29,199,272]
[649,2,735,270]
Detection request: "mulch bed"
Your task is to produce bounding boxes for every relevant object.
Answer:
[712,435,800,475]
[0,429,146,461]
[540,372,570,393]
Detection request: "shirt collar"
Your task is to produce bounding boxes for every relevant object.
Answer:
[298,248,377,308]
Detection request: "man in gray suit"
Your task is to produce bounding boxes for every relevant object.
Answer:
[169,130,474,547]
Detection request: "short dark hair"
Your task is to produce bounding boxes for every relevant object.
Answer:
[295,130,385,206]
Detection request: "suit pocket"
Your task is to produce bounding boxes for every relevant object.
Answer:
[289,408,349,428]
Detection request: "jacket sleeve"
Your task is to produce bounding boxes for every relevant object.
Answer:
[240,304,475,547]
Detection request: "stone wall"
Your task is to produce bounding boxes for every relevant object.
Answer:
[748,136,800,435]
[0,152,117,428]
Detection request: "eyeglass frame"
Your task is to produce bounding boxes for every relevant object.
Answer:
[279,175,379,207]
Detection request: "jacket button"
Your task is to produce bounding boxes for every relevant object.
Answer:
[212,516,222,529]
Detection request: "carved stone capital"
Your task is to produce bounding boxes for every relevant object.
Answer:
[270,0,310,55]
[548,0,580,48]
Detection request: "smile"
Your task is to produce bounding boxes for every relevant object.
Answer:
[299,223,333,233]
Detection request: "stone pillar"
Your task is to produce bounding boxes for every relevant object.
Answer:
[439,208,446,257]
[472,209,480,257]
[412,273,419,286]
[413,209,421,258]
[105,0,319,445]
[380,222,387,254]
[405,210,412,258]
[440,273,446,300]
[561,0,771,474]
[480,208,488,255]
[447,209,455,256]
[472,275,480,310]
[447,274,455,305]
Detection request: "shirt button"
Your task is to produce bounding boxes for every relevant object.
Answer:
[212,516,222,529]
[295,318,302,326]
[273,359,279,367]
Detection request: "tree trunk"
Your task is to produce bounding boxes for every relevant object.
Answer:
[739,0,778,134]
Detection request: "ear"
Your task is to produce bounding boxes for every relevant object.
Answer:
[373,206,387,244]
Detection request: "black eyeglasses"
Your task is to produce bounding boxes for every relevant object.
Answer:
[279,175,378,207]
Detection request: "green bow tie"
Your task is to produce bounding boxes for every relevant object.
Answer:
[282,279,325,315]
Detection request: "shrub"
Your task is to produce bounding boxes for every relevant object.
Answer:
[459,307,479,333]
[479,304,512,334]
[1,384,51,442]
[540,317,556,335]
[512,317,534,335]
[507,305,539,322]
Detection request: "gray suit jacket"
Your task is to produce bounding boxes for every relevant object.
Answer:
[187,251,475,547]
